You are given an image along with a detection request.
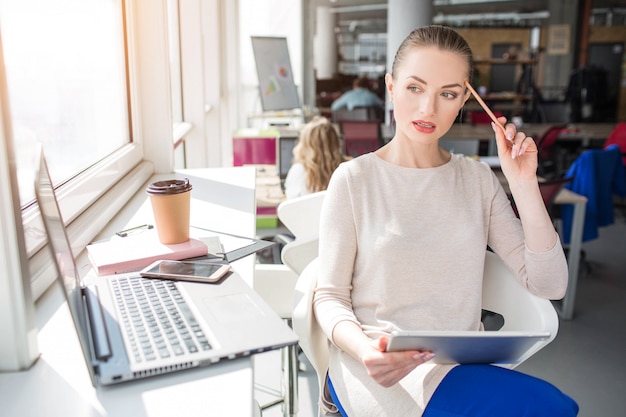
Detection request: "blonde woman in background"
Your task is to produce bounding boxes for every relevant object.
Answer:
[284,116,350,199]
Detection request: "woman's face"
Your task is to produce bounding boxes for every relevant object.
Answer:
[386,46,470,145]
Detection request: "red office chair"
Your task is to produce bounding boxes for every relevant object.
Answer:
[469,110,503,125]
[603,122,626,166]
[603,123,626,217]
[540,176,574,213]
[536,124,566,178]
[339,121,381,157]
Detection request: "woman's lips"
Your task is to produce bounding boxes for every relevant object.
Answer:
[413,120,436,134]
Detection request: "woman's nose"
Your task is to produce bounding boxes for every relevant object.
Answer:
[418,95,436,116]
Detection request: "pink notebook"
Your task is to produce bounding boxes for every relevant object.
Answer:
[87,229,208,275]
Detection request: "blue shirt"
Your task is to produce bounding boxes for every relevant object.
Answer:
[330,88,383,111]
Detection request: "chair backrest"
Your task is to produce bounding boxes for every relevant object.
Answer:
[539,176,574,213]
[292,257,332,415]
[278,191,326,274]
[469,110,502,124]
[481,251,559,366]
[536,124,566,161]
[254,192,326,319]
[340,121,381,157]
[603,122,626,166]
[331,107,370,123]
[292,252,560,413]
[282,236,319,276]
[278,191,326,239]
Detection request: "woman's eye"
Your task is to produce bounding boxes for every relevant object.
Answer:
[442,92,458,99]
[408,86,421,93]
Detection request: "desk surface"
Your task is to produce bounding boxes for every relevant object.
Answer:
[447,122,614,141]
[0,167,260,417]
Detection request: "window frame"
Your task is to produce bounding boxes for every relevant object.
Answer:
[16,0,178,299]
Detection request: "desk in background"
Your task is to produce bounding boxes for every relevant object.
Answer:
[0,167,268,417]
[382,123,616,147]
[444,123,614,143]
[255,164,286,229]
[233,129,298,228]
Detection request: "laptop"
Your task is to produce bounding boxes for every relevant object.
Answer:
[34,146,298,386]
[278,135,298,181]
[386,330,550,365]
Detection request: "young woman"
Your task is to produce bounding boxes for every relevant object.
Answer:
[313,25,578,416]
[284,116,349,199]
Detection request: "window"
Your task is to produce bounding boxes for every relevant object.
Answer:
[1,0,132,207]
[0,0,173,298]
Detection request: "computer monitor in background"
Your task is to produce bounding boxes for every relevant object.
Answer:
[278,135,298,180]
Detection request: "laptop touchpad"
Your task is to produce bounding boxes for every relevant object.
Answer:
[204,293,265,323]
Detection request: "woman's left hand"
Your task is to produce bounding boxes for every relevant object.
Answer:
[492,116,538,181]
[361,336,435,387]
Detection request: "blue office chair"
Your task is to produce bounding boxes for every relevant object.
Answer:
[561,144,626,244]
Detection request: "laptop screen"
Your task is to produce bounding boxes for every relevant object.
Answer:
[278,135,297,180]
[33,144,96,379]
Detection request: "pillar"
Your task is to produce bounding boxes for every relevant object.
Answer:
[314,6,337,80]
[386,0,433,124]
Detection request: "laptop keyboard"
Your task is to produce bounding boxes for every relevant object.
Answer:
[111,276,212,363]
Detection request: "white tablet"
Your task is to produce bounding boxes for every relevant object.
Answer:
[386,330,551,365]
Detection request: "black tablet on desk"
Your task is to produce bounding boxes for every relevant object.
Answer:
[386,330,550,365]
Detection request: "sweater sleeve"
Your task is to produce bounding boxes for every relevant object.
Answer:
[485,169,568,300]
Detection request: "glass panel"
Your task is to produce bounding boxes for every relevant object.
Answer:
[0,0,130,205]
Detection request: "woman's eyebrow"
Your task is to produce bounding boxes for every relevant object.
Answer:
[441,82,464,89]
[406,75,427,84]
[406,76,463,90]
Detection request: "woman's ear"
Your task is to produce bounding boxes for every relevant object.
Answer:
[385,73,394,98]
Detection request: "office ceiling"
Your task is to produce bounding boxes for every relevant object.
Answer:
[317,0,626,28]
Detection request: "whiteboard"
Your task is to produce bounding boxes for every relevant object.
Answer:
[251,36,300,111]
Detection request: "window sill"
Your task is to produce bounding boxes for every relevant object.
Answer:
[30,161,154,300]
[173,122,192,149]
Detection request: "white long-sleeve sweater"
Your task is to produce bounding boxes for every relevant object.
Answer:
[313,152,568,416]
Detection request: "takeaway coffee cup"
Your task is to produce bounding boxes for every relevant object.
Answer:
[146,178,192,244]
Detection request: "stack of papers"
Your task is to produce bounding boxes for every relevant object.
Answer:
[87,229,210,275]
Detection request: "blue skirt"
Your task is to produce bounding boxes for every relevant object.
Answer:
[328,364,579,417]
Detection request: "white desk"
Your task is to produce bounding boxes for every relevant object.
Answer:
[0,167,263,417]
[553,188,587,320]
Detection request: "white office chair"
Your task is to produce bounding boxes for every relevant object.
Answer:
[292,251,560,416]
[278,191,326,250]
[253,191,326,417]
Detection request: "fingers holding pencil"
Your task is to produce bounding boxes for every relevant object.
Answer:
[492,116,534,160]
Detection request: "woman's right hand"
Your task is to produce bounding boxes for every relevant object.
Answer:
[360,336,435,387]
